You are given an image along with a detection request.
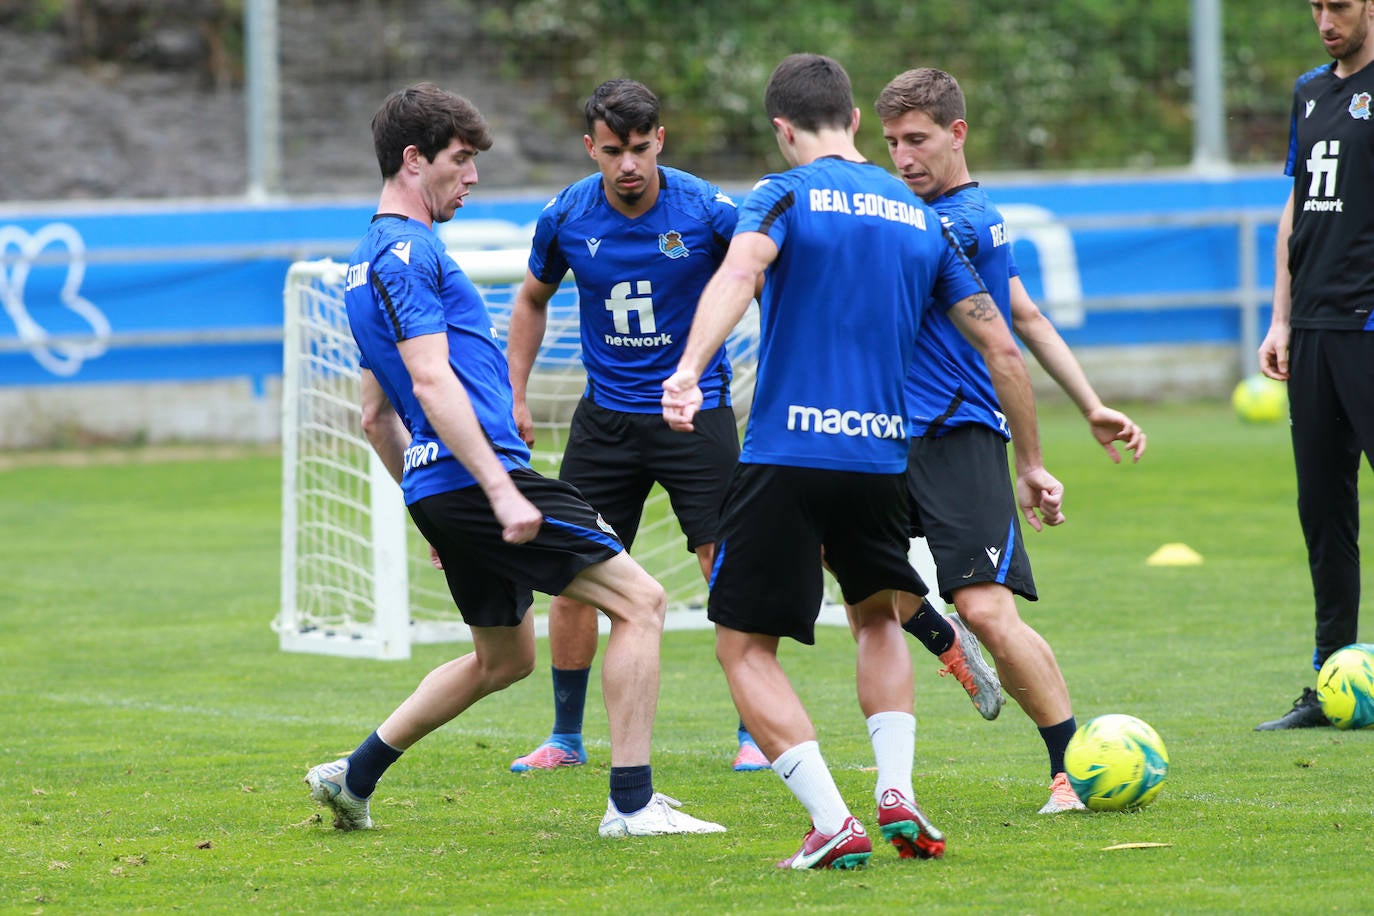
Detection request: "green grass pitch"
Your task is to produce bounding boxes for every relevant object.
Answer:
[2,401,1371,913]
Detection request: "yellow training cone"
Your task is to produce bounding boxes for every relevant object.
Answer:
[1147,543,1203,566]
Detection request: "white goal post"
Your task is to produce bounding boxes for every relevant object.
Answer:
[276,249,763,659]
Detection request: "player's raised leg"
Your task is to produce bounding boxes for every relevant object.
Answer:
[953,582,1084,813]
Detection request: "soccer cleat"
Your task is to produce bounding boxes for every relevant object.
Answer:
[938,612,1004,720]
[876,788,946,859]
[1038,772,1087,814]
[305,758,373,830]
[732,736,770,772]
[510,736,587,772]
[777,816,873,870]
[598,793,727,837]
[1254,687,1331,731]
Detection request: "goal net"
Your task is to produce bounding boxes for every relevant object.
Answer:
[276,250,762,659]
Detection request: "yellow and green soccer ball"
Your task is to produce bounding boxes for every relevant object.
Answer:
[1317,644,1374,730]
[1065,714,1169,811]
[1231,374,1288,423]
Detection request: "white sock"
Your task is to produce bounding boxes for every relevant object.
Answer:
[771,740,851,835]
[867,711,915,805]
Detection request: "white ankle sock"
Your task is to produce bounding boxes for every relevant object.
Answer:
[867,711,915,805]
[771,740,851,835]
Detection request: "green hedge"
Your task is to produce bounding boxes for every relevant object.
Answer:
[481,0,1318,177]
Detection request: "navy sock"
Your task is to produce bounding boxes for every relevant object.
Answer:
[609,765,653,815]
[902,598,955,655]
[550,666,591,739]
[1038,717,1077,779]
[345,730,403,798]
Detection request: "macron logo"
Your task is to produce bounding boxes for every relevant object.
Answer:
[1306,99,1316,118]
[586,238,602,257]
[390,241,412,265]
[985,546,1002,567]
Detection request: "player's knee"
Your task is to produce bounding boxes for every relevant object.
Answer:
[489,653,535,690]
[599,572,666,631]
[628,576,667,626]
[476,642,536,689]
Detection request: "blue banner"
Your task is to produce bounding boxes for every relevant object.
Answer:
[0,171,1290,388]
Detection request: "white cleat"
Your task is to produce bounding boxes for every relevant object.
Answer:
[305,758,373,830]
[598,792,727,837]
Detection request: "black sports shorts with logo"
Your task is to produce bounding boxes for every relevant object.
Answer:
[906,424,1037,604]
[557,398,738,552]
[707,463,925,645]
[408,467,622,628]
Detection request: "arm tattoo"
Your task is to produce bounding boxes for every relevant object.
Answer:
[962,292,998,323]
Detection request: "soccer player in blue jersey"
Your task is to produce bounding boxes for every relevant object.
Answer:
[1255,0,1374,730]
[505,79,768,774]
[874,67,1146,813]
[663,54,1063,870]
[303,82,725,839]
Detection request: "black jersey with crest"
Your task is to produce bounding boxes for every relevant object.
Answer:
[1285,59,1374,330]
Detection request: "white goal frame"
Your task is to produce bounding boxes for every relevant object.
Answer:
[275,249,939,660]
[276,250,764,659]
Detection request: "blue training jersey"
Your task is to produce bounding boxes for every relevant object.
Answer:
[906,183,1020,441]
[344,214,531,504]
[736,156,986,474]
[528,166,738,412]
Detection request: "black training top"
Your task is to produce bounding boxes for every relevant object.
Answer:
[1285,58,1374,329]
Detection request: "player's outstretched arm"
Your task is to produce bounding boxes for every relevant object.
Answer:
[948,290,1065,531]
[507,270,560,447]
[664,231,776,431]
[1259,188,1296,382]
[399,332,543,544]
[1008,276,1146,463]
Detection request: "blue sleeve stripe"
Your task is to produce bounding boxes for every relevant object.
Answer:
[1288,65,1331,176]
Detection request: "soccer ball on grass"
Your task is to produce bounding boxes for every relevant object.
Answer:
[1231,374,1287,423]
[1064,714,1169,811]
[1317,644,1374,730]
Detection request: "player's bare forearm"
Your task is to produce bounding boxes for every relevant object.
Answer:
[950,292,1044,471]
[398,334,537,531]
[360,370,408,484]
[985,349,1044,474]
[507,273,555,401]
[680,269,754,377]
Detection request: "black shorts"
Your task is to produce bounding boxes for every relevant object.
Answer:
[407,468,623,628]
[906,425,1037,603]
[558,398,738,552]
[707,463,925,645]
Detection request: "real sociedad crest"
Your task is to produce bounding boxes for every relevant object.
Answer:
[1350,91,1371,120]
[658,230,690,259]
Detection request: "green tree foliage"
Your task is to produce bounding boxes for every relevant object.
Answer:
[481,0,1319,178]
